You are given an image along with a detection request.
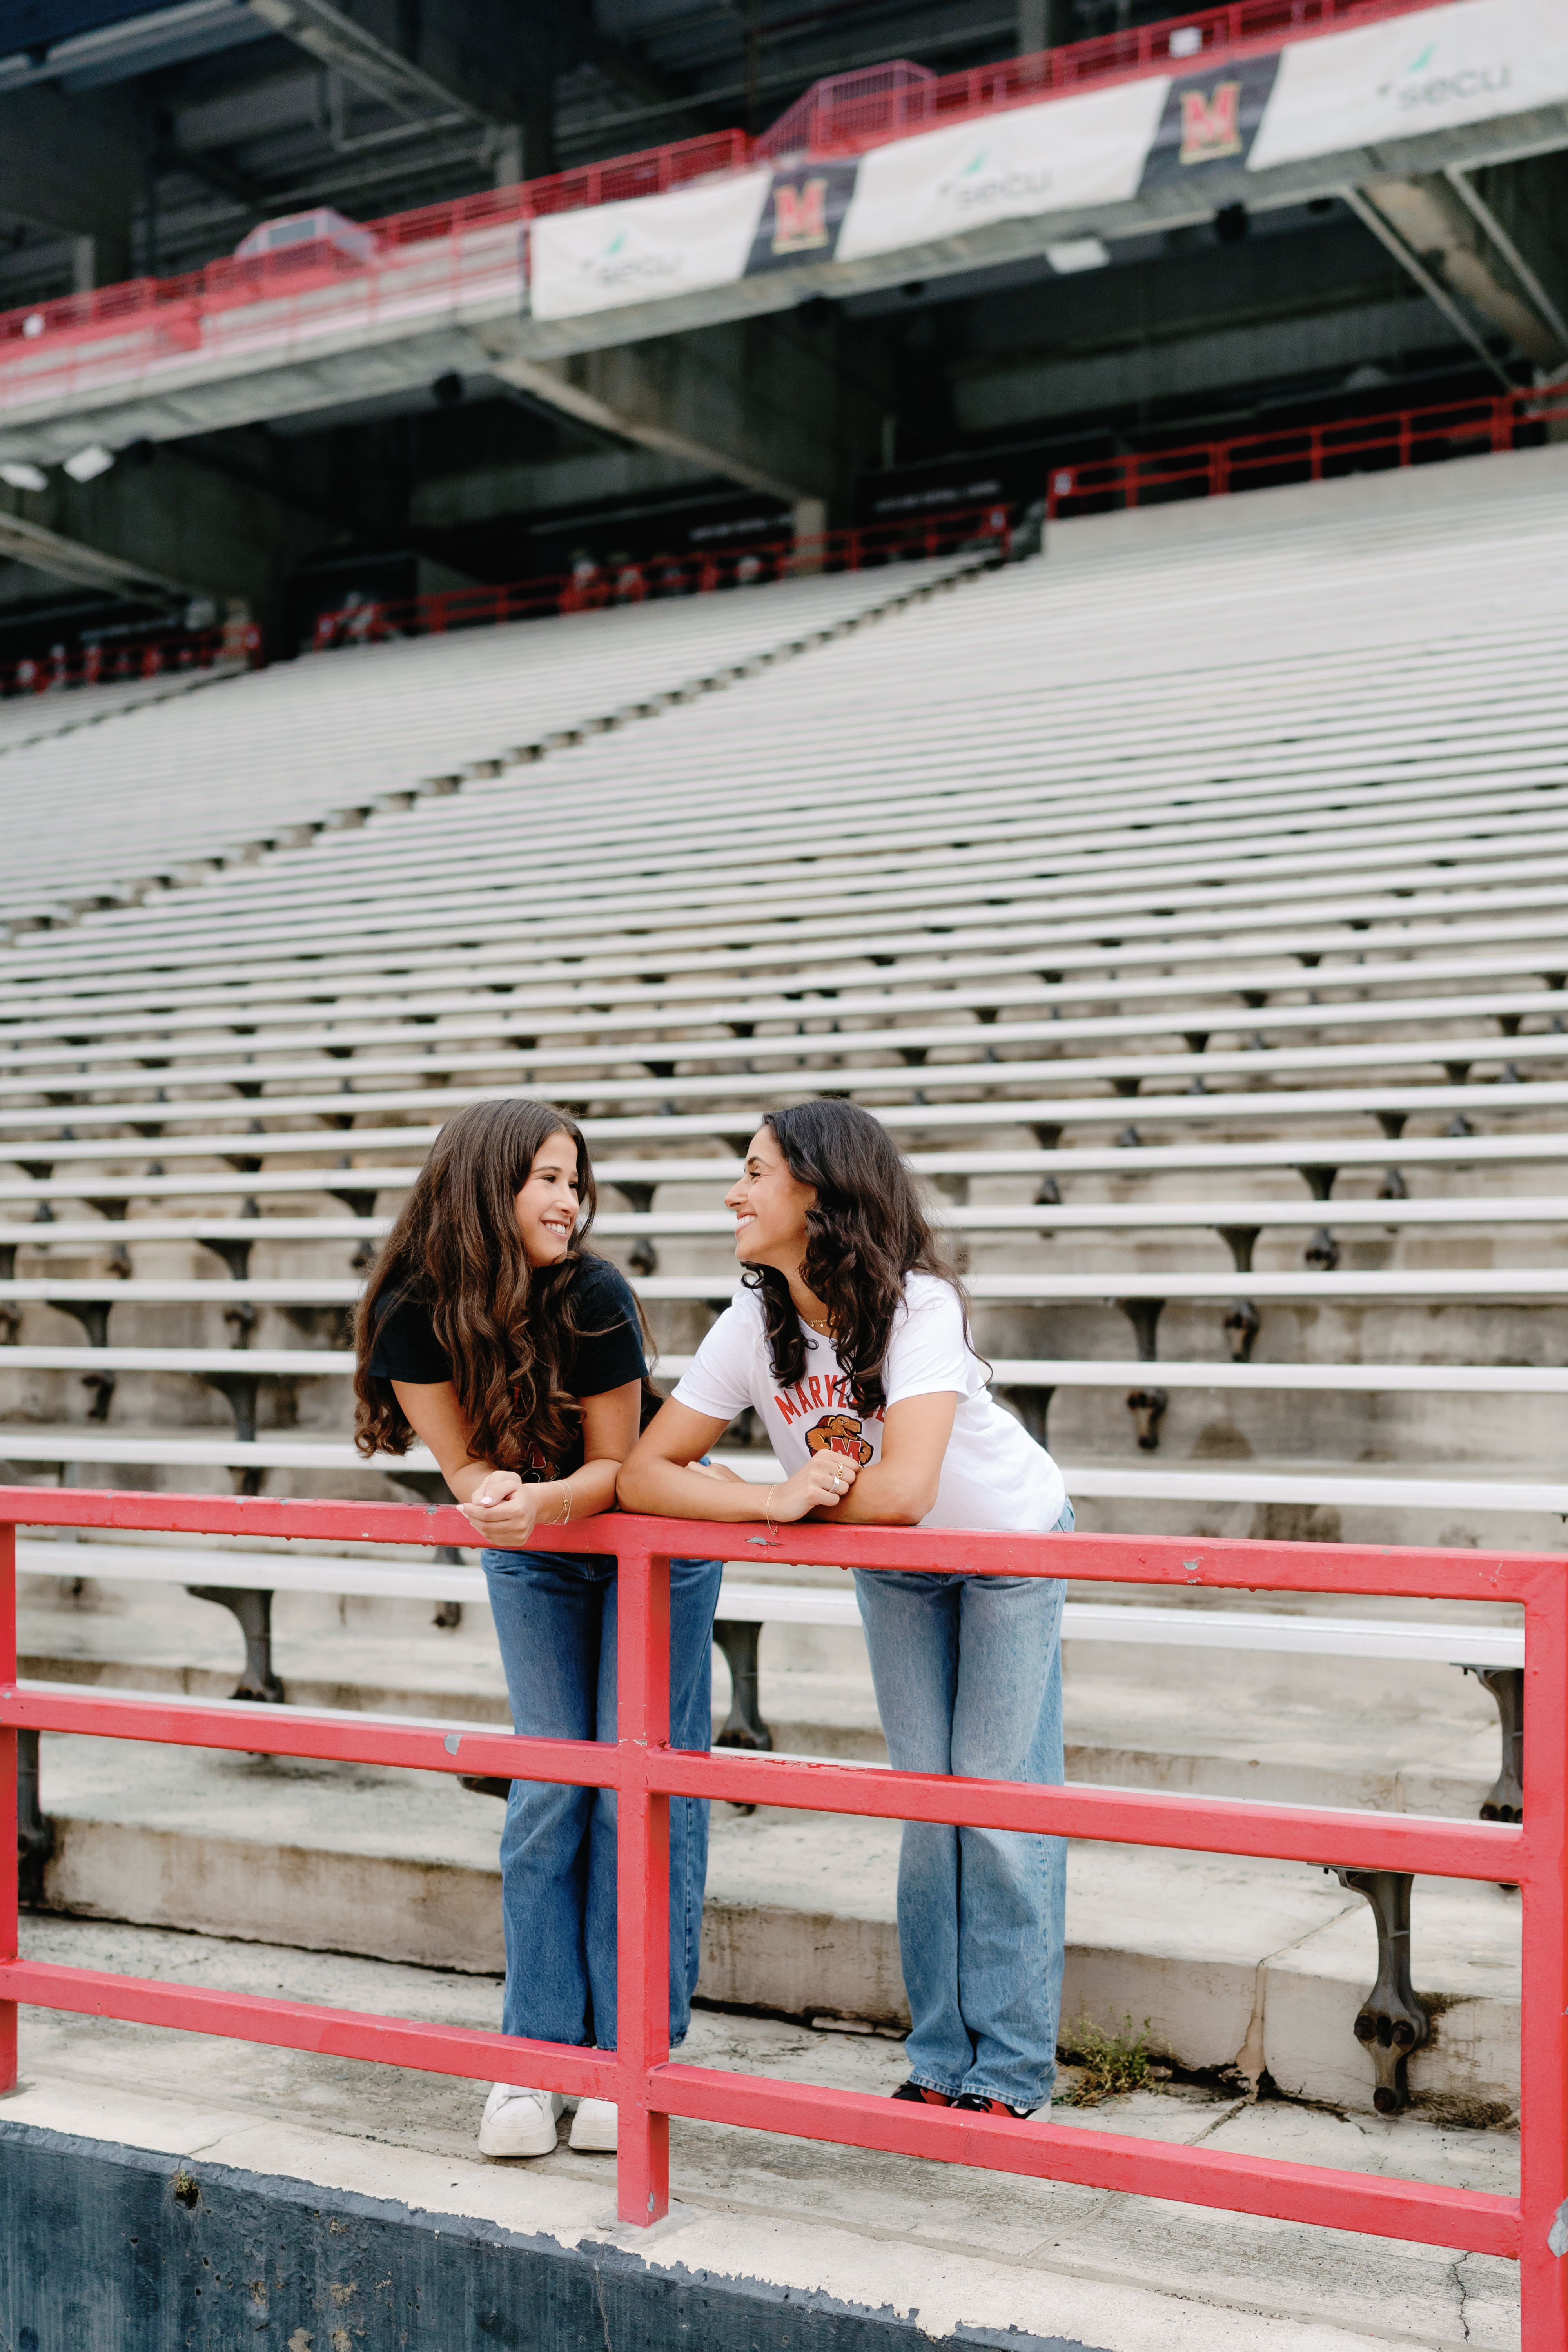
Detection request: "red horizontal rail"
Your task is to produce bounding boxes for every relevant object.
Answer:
[0,1958,618,2102]
[0,0,1438,366]
[0,621,261,701]
[652,1746,1524,1877]
[310,505,1011,652]
[0,1677,1525,1879]
[2,1487,1563,2334]
[0,1485,1542,1598]
[2,1682,613,1788]
[1047,383,1568,523]
[657,2065,1521,2256]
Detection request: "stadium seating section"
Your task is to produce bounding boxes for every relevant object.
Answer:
[10,455,1563,2134]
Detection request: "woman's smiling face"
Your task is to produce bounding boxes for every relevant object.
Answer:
[725,1125,816,1272]
[514,1130,583,1268]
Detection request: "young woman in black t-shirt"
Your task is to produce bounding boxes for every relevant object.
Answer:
[355,1096,721,2162]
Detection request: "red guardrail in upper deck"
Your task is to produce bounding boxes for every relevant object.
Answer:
[757,0,1437,157]
[0,0,1442,371]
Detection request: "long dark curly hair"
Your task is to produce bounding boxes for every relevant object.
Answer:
[354,1097,644,1470]
[746,1100,975,1411]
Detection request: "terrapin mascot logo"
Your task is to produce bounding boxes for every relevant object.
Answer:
[1178,80,1243,165]
[806,1412,875,1468]
[772,178,830,254]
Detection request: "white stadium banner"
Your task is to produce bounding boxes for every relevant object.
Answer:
[834,78,1169,265]
[524,0,1568,323]
[530,169,773,319]
[1248,0,1568,173]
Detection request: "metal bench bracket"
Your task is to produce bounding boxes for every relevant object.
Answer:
[1330,1865,1429,2113]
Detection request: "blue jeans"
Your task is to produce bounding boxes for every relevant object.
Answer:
[852,1498,1073,2112]
[481,1546,723,2054]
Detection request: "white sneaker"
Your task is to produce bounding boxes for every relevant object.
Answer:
[478,2082,564,2157]
[568,2096,618,2152]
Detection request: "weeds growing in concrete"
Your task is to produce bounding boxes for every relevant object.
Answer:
[1058,2013,1161,2106]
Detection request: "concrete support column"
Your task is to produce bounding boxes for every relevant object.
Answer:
[1018,0,1073,52]
[492,126,524,190]
[792,496,827,571]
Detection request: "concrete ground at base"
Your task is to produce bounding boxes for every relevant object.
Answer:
[6,1921,1519,2352]
[25,1726,1521,2120]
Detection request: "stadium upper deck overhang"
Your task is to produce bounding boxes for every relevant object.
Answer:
[0,0,1562,465]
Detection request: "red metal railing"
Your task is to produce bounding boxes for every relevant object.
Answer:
[759,0,1432,156]
[309,505,1013,652]
[0,127,753,363]
[0,620,261,700]
[1045,381,1568,519]
[2,1488,1561,2335]
[0,0,1440,387]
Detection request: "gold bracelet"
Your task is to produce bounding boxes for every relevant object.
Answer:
[764,1484,777,1541]
[559,1482,572,1527]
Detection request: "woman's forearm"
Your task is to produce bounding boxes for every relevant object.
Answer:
[807,1461,932,1527]
[618,1454,768,1521]
[564,1456,622,1521]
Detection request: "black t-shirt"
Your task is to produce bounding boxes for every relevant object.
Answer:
[367,1253,648,1481]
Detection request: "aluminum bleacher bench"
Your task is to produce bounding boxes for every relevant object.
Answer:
[12,876,1568,1023]
[0,560,967,927]
[16,811,1568,981]
[4,1195,1564,1257]
[4,987,1566,1108]
[6,1265,1567,1343]
[6,971,1566,1090]
[5,939,1568,1071]
[7,1065,1568,1161]
[8,906,1568,1054]
[3,1133,1568,1220]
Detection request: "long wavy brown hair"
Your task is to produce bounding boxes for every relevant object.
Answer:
[354,1098,641,1470]
[744,1100,975,1411]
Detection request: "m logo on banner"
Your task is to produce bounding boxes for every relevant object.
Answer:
[745,159,859,275]
[1138,49,1281,191]
[773,178,830,253]
[1179,80,1243,163]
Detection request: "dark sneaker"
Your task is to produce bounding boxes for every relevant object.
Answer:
[952,2092,1038,2120]
[891,2080,952,2105]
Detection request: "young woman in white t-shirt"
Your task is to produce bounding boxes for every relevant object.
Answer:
[618,1100,1073,2119]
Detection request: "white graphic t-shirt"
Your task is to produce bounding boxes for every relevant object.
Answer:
[673,1272,1066,1535]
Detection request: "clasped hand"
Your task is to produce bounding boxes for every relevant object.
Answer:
[458,1470,556,1544]
[685,1450,860,1520]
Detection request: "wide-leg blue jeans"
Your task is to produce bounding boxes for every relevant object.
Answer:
[851,1499,1073,2112]
[481,1546,723,2053]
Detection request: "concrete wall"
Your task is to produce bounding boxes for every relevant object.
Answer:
[1,2123,1025,2352]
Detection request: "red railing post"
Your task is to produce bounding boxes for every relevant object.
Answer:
[0,1513,16,2094]
[614,1532,671,2226]
[1519,1560,1568,2349]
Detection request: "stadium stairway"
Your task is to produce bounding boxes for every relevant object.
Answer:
[5,447,1566,2174]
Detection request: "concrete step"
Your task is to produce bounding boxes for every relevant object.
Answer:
[10,1918,1521,2352]
[19,1561,1515,1809]
[27,1729,1521,2122]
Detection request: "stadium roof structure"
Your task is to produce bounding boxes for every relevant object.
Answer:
[0,0,1562,466]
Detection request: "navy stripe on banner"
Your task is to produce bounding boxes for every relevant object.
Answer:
[745,160,861,276]
[1138,50,1283,191]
